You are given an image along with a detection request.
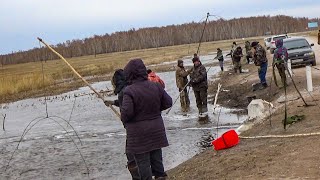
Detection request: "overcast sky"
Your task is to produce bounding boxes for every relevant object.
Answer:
[1,0,319,55]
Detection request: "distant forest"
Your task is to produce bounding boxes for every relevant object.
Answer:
[1,15,319,65]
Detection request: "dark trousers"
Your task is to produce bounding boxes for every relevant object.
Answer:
[127,153,140,180]
[194,89,208,113]
[259,62,268,84]
[134,149,167,180]
[276,63,286,86]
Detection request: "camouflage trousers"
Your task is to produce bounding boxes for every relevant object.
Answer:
[276,63,286,86]
[233,61,242,73]
[193,88,208,114]
[179,88,190,112]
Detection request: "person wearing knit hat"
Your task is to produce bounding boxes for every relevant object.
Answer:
[175,59,192,112]
[252,41,268,90]
[189,57,208,118]
[215,48,224,71]
[232,46,243,73]
[251,41,259,47]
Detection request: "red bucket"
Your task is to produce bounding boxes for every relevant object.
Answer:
[211,130,239,150]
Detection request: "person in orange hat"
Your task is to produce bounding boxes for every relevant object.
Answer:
[147,69,165,88]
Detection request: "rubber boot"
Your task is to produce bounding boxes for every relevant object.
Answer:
[239,67,242,73]
[128,165,140,180]
[221,67,224,71]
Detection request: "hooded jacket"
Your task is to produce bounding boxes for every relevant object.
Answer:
[148,71,165,88]
[111,69,126,107]
[273,39,288,64]
[189,61,208,91]
[175,62,189,89]
[121,59,172,154]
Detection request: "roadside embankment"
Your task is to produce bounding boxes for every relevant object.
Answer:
[168,35,320,179]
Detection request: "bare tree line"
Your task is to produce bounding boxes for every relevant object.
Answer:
[1,15,318,65]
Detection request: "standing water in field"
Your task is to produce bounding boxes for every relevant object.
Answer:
[0,54,247,180]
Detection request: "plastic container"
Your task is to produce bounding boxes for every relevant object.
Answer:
[211,130,239,150]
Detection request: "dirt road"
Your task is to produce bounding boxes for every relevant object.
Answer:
[168,35,320,179]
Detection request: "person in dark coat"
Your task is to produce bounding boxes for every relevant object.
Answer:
[215,48,224,71]
[104,69,140,180]
[105,69,126,107]
[189,57,208,117]
[121,58,172,180]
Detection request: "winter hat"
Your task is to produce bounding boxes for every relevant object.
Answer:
[177,59,183,65]
[192,57,200,63]
[251,41,259,47]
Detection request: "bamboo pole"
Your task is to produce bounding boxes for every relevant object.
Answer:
[37,37,120,118]
[212,83,222,113]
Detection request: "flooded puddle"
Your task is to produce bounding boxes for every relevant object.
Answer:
[0,54,247,179]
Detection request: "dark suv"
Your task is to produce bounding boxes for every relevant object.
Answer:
[283,37,316,66]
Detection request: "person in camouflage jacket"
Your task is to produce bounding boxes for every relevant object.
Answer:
[232,46,243,73]
[190,57,208,116]
[252,41,268,88]
[215,48,224,71]
[175,60,191,112]
[245,41,252,64]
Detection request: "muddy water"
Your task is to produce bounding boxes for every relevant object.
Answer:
[0,54,247,180]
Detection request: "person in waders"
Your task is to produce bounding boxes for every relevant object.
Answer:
[121,59,172,180]
[232,46,243,73]
[104,69,140,180]
[189,57,208,119]
[215,48,224,71]
[175,60,192,112]
[273,39,288,88]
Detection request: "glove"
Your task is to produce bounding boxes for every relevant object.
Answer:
[187,68,194,74]
[104,100,114,106]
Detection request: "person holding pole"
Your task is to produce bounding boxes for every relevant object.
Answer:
[175,60,192,112]
[104,69,140,180]
[273,39,288,88]
[121,59,172,180]
[215,48,224,71]
[190,57,208,118]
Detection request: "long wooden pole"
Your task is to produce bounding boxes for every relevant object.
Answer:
[37,37,120,118]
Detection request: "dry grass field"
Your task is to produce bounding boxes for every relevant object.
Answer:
[0,30,316,103]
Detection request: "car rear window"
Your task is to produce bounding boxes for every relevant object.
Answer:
[283,39,310,50]
[273,36,286,41]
